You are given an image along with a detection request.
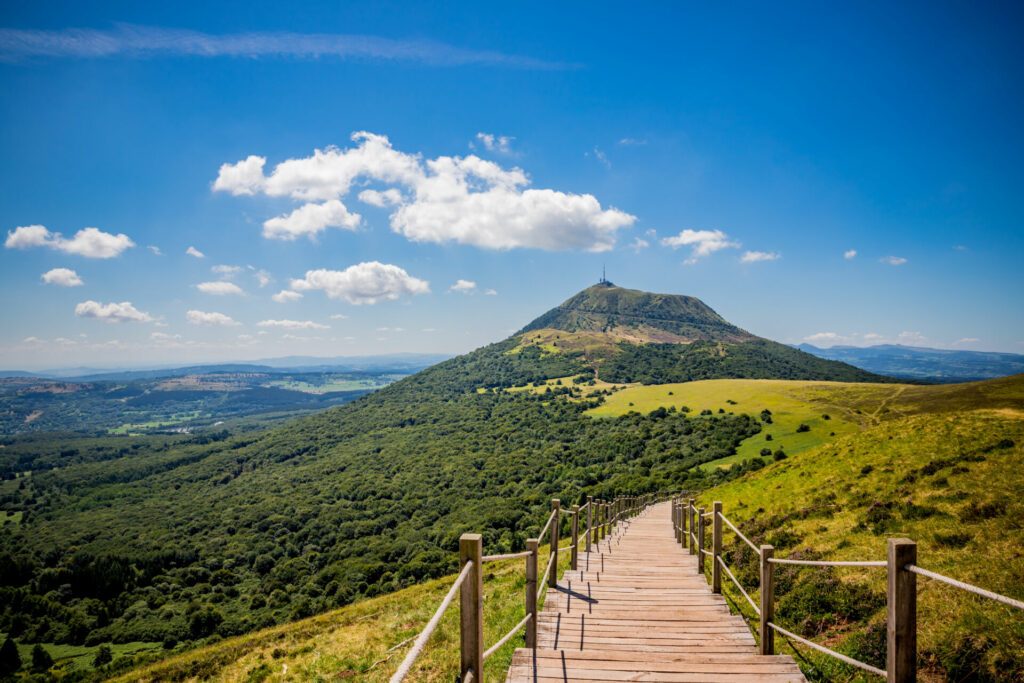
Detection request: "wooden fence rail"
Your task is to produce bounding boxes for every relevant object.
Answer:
[389,492,664,683]
[675,497,1024,683]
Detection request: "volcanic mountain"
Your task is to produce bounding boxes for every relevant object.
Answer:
[512,282,886,384]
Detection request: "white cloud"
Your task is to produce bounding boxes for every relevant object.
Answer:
[196,281,244,295]
[0,24,565,69]
[329,313,349,320]
[484,288,498,296]
[41,267,83,287]
[880,255,907,266]
[630,237,650,251]
[186,246,205,258]
[803,332,848,346]
[75,300,152,323]
[272,289,303,303]
[257,319,329,330]
[376,326,406,333]
[591,147,611,169]
[474,132,514,154]
[215,132,635,252]
[843,249,857,260]
[740,250,780,263]
[422,327,437,332]
[661,229,740,264]
[289,261,430,305]
[212,264,242,278]
[148,245,163,255]
[449,279,477,294]
[212,155,266,195]
[253,269,272,287]
[151,331,182,341]
[358,188,403,207]
[186,310,239,326]
[5,225,134,258]
[953,337,981,346]
[263,199,361,241]
[897,331,927,345]
[618,137,648,146]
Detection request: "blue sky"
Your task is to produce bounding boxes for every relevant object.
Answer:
[2,1,1023,370]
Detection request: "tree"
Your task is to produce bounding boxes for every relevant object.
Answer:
[93,644,113,667]
[0,637,20,676]
[31,644,53,673]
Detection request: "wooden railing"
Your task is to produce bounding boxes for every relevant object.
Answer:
[389,492,665,683]
[673,498,1024,682]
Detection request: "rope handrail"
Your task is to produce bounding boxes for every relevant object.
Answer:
[483,613,533,661]
[906,564,1024,610]
[699,548,712,556]
[537,551,557,601]
[719,512,759,554]
[768,621,885,677]
[769,557,886,568]
[389,560,474,683]
[717,556,760,616]
[537,508,557,544]
[482,550,533,563]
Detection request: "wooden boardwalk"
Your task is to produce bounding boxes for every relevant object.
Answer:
[506,501,806,682]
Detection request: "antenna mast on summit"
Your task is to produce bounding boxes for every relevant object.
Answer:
[601,264,607,284]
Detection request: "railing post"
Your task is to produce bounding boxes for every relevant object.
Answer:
[688,499,696,554]
[887,539,917,683]
[589,497,598,557]
[570,504,579,570]
[759,544,774,655]
[697,507,706,574]
[681,498,688,548]
[525,538,538,650]
[459,534,483,682]
[712,501,722,594]
[548,499,560,588]
[672,500,678,543]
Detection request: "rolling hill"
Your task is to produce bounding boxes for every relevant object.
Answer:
[0,283,918,679]
[798,342,1024,382]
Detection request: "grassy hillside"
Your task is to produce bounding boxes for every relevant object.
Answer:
[692,391,1024,679]
[106,543,570,683]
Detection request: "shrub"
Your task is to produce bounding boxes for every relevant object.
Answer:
[30,644,53,673]
[760,448,772,457]
[822,414,831,420]
[859,465,874,477]
[93,644,113,667]
[796,424,810,433]
[773,449,787,461]
[0,637,20,676]
[765,434,773,441]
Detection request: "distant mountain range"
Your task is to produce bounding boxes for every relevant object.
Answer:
[796,343,1024,382]
[0,353,450,382]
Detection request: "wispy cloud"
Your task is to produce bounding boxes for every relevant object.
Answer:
[880,255,907,266]
[740,250,780,263]
[0,24,570,69]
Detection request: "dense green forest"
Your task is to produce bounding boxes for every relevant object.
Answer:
[0,338,762,658]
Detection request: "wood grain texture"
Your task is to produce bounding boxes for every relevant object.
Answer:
[505,502,806,682]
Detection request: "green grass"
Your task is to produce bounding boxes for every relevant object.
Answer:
[109,411,202,435]
[2,637,163,676]
[109,540,574,683]
[694,407,1024,680]
[1,510,22,526]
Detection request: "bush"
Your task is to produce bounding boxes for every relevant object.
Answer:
[93,644,113,667]
[0,637,20,676]
[31,644,53,673]
[773,449,787,461]
[796,424,810,433]
[760,448,772,457]
[765,433,772,441]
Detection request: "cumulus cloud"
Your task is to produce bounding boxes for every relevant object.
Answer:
[186,309,239,326]
[661,229,740,264]
[257,319,329,330]
[484,288,498,296]
[881,255,907,266]
[630,237,650,251]
[263,199,361,240]
[844,249,857,260]
[75,300,152,323]
[253,269,272,287]
[740,250,780,263]
[474,132,514,154]
[329,313,349,320]
[358,188,403,207]
[186,246,205,258]
[148,245,163,255]
[449,279,477,294]
[272,290,303,303]
[5,225,134,258]
[289,261,430,305]
[41,267,83,287]
[214,131,635,252]
[196,281,244,295]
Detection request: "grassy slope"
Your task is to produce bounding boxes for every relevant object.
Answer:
[692,386,1024,679]
[109,544,570,683]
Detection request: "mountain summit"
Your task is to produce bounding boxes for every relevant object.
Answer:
[513,282,885,384]
[520,283,754,343]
